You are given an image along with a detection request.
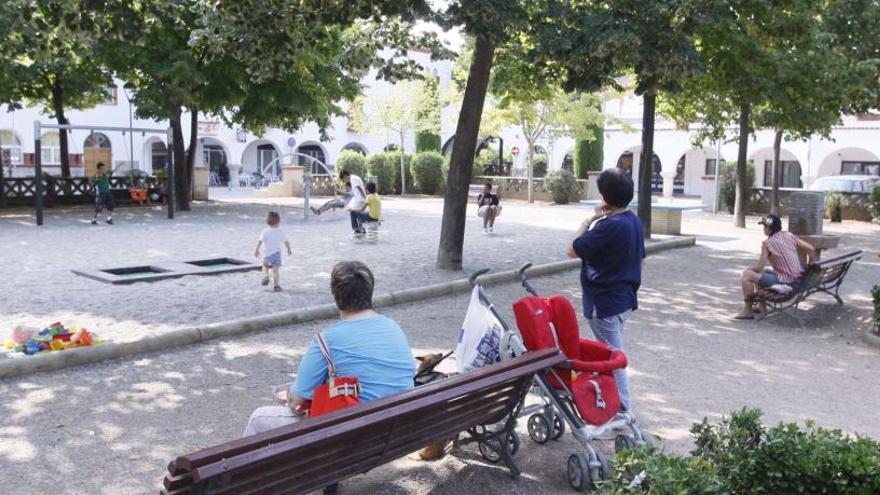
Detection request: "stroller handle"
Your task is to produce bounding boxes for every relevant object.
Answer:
[468,268,491,286]
[515,262,539,296]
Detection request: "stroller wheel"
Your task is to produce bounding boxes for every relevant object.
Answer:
[591,450,609,486]
[550,413,565,440]
[567,453,591,492]
[639,431,661,447]
[615,434,637,453]
[477,431,519,463]
[527,413,551,444]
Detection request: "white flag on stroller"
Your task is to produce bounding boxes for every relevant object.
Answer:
[455,286,506,373]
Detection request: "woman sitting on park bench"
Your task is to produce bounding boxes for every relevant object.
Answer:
[243,261,415,436]
[735,214,816,320]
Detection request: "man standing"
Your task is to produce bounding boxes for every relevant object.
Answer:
[735,214,816,319]
[91,162,114,225]
[567,169,644,412]
[340,169,367,234]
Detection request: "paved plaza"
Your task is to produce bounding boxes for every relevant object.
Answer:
[1,195,879,494]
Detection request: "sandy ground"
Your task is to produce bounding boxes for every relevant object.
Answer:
[1,193,879,494]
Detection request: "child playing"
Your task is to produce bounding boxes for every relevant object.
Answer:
[350,182,381,236]
[254,211,292,292]
[91,162,114,225]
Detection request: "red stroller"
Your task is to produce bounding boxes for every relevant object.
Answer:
[471,263,653,491]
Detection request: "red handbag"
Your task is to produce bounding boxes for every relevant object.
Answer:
[572,373,621,426]
[308,333,361,418]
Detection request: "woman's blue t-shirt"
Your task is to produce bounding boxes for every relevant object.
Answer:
[291,315,415,401]
[572,210,645,319]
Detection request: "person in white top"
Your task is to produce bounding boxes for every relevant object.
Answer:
[254,211,292,292]
[341,170,368,234]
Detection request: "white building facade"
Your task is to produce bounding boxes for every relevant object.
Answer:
[2,51,877,196]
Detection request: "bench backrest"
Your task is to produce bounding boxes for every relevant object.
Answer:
[814,250,862,285]
[161,348,563,495]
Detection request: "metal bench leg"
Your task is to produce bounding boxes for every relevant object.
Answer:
[322,482,339,494]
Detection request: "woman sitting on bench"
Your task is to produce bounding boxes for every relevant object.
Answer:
[735,214,816,320]
[243,261,415,436]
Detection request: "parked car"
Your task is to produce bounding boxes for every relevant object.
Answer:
[808,175,880,193]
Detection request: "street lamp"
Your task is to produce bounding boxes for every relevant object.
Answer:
[122,82,136,183]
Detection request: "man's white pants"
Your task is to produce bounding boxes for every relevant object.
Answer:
[242,405,304,437]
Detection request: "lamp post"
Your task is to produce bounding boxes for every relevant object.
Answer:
[122,82,135,183]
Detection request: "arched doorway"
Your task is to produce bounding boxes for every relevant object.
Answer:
[533,145,549,178]
[750,147,802,188]
[143,138,167,175]
[83,132,112,177]
[562,150,574,172]
[616,149,661,192]
[1,130,23,172]
[441,136,455,158]
[241,139,281,180]
[296,142,328,174]
[817,147,880,179]
[341,142,368,155]
[201,137,229,185]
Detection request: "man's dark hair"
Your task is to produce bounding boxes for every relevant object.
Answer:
[484,182,493,189]
[330,261,374,311]
[340,170,351,179]
[597,169,634,208]
[366,182,376,194]
[97,162,105,169]
[760,214,782,235]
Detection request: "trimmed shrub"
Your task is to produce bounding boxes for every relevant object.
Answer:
[386,151,414,194]
[544,169,580,204]
[868,185,880,225]
[335,150,368,179]
[411,151,444,195]
[574,127,604,179]
[366,152,396,195]
[719,161,756,214]
[415,132,441,153]
[474,149,500,176]
[606,409,880,494]
[532,154,548,178]
[825,192,844,222]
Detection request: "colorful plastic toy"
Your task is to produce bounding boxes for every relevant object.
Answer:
[6,322,103,356]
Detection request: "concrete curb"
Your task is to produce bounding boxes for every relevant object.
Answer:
[0,236,695,380]
[861,327,880,350]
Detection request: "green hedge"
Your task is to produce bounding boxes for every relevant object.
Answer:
[544,169,579,204]
[532,155,548,178]
[411,152,444,195]
[574,125,604,179]
[719,161,756,214]
[335,150,368,179]
[415,132,441,153]
[868,185,880,224]
[606,409,880,494]
[367,151,413,194]
[872,285,880,335]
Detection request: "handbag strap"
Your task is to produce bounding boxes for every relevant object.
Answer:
[315,333,337,378]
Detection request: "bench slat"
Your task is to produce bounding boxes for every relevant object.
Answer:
[194,379,524,481]
[164,349,562,494]
[175,349,561,472]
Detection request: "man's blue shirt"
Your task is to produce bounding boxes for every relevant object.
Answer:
[572,210,645,319]
[291,316,415,401]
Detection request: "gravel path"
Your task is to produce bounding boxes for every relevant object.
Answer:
[1,196,879,494]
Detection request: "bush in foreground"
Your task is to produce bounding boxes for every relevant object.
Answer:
[606,408,880,494]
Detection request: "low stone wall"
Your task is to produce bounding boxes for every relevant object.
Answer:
[474,176,590,203]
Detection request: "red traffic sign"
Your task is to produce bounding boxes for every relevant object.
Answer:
[511,146,520,156]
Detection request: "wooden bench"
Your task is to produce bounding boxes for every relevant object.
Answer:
[160,348,564,495]
[748,250,862,322]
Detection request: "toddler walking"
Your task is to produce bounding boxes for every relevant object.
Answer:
[255,211,292,291]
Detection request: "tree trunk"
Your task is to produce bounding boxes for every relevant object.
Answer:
[734,103,751,228]
[436,35,495,270]
[186,108,198,202]
[51,78,71,179]
[526,140,534,203]
[770,128,782,216]
[400,132,406,195]
[637,93,656,238]
[170,105,190,211]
